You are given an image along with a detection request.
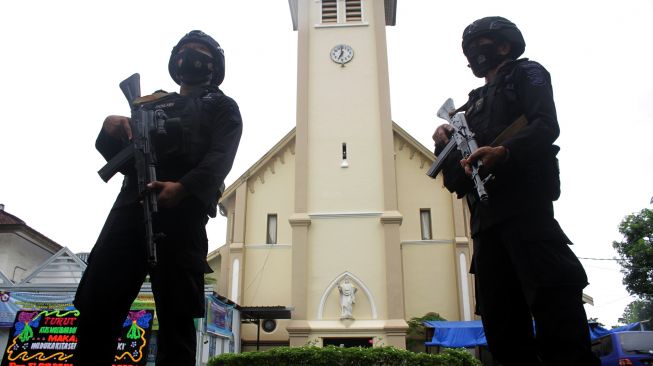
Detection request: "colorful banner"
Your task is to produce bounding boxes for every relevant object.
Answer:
[1,309,154,366]
[205,296,233,337]
[0,292,76,328]
[0,292,156,329]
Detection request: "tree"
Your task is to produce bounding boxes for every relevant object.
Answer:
[587,317,605,327]
[619,299,653,325]
[613,208,653,323]
[406,312,446,353]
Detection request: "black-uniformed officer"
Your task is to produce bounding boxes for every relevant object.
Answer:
[432,17,600,366]
[73,30,242,365]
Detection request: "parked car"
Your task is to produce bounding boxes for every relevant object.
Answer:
[591,331,653,365]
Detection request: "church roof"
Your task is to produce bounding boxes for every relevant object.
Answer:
[221,128,296,201]
[220,122,434,203]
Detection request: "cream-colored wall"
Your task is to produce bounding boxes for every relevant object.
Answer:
[206,253,221,292]
[239,146,295,309]
[393,134,464,321]
[239,244,292,342]
[214,196,236,296]
[394,135,455,242]
[244,147,295,246]
[242,245,292,306]
[402,243,460,320]
[305,2,386,212]
[241,318,292,344]
[306,217,386,320]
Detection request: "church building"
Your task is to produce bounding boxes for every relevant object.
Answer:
[208,0,475,350]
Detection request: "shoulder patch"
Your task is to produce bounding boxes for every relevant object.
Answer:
[202,92,222,100]
[519,62,548,86]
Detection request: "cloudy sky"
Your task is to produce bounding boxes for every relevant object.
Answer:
[1,1,651,327]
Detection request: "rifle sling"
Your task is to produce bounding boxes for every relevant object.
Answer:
[490,114,527,146]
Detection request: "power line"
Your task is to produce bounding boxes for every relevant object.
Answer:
[579,257,651,270]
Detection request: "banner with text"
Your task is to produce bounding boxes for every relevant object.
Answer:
[205,296,233,338]
[1,309,154,366]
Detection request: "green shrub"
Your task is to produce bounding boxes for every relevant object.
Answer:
[406,312,446,352]
[208,346,480,366]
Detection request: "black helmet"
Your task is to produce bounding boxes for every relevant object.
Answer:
[462,16,525,59]
[168,30,226,86]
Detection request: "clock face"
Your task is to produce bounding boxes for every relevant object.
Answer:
[330,44,354,65]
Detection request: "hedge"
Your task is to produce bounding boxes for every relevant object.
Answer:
[208,346,481,366]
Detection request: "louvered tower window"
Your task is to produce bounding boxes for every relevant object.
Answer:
[322,0,338,23]
[321,0,364,24]
[345,0,362,22]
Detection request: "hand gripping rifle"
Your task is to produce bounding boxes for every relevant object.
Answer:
[427,98,528,203]
[426,98,490,202]
[97,73,177,267]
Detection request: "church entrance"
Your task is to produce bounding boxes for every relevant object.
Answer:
[322,337,373,348]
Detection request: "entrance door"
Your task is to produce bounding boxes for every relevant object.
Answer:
[322,337,373,348]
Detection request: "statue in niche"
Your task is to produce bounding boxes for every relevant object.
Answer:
[337,277,357,319]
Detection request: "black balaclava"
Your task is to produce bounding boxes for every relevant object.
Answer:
[170,48,215,85]
[465,41,506,78]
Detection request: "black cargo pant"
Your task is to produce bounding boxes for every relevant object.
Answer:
[472,217,601,366]
[73,201,208,366]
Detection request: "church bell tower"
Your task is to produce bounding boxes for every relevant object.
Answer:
[286,0,407,348]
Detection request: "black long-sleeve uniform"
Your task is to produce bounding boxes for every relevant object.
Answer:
[73,86,242,366]
[439,59,599,366]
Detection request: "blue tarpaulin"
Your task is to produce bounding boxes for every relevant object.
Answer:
[425,320,648,348]
[589,321,646,340]
[424,320,487,348]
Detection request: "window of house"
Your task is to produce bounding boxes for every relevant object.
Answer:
[420,209,432,240]
[321,0,364,24]
[266,214,278,244]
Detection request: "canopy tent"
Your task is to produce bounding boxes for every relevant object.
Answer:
[424,320,650,348]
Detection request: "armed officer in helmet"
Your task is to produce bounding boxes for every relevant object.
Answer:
[432,17,599,365]
[73,30,242,365]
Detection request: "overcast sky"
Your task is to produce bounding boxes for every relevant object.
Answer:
[1,1,651,327]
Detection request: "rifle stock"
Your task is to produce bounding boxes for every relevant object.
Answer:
[426,138,455,178]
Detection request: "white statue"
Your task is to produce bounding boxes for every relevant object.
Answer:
[338,278,357,319]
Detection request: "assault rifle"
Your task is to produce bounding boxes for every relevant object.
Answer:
[427,98,527,202]
[97,73,178,267]
[427,98,489,202]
